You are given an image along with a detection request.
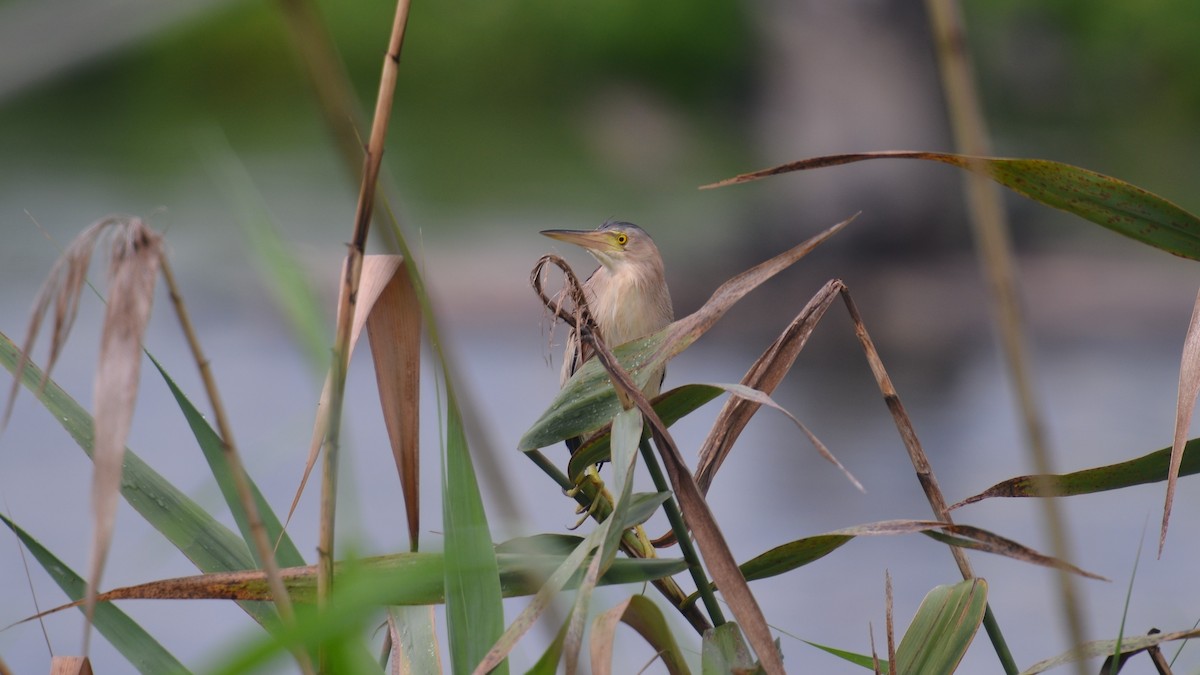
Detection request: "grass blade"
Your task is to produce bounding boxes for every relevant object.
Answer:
[704,152,1200,260]
[471,531,599,675]
[88,221,164,648]
[683,519,1102,606]
[0,330,276,625]
[201,136,329,370]
[695,279,839,495]
[7,218,167,650]
[566,384,723,481]
[563,409,643,674]
[387,605,442,675]
[701,623,761,675]
[590,595,689,675]
[443,397,507,675]
[149,354,305,568]
[895,579,988,675]
[0,514,190,674]
[951,438,1200,506]
[584,335,784,672]
[801,639,882,670]
[526,622,569,675]
[1020,628,1200,674]
[13,551,686,619]
[710,382,860,491]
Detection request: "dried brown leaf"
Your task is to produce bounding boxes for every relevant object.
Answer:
[652,217,855,371]
[88,220,163,649]
[586,337,784,674]
[920,524,1104,581]
[1163,288,1200,556]
[4,217,164,654]
[869,623,881,675]
[366,256,421,552]
[282,255,407,538]
[695,279,841,495]
[718,382,861,492]
[49,657,93,675]
[654,280,854,547]
[3,219,113,428]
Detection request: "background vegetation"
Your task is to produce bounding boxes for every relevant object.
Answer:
[3,0,1200,673]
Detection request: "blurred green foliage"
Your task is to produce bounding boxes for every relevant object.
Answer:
[0,0,753,215]
[967,0,1200,194]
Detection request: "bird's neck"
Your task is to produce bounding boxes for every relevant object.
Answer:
[588,263,671,347]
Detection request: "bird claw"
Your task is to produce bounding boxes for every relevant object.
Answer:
[564,465,605,529]
[567,504,596,530]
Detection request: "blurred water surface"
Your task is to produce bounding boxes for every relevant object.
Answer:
[4,1,1200,673]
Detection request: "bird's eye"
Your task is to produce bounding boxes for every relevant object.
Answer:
[615,233,629,245]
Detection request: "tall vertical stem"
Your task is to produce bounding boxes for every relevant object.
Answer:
[316,0,413,659]
[924,1,1083,671]
[162,258,314,675]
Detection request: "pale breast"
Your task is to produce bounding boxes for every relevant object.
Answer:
[590,267,672,347]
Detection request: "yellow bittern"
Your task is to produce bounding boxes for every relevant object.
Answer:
[540,221,674,399]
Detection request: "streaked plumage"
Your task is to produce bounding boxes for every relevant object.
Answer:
[541,222,674,398]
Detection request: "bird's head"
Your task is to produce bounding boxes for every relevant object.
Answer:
[540,221,663,274]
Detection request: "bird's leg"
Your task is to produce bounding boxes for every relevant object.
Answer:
[564,464,608,529]
[562,465,660,562]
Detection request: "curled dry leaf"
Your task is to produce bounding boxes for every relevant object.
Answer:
[4,218,117,426]
[283,255,413,539]
[4,216,164,653]
[88,219,164,647]
[365,257,421,552]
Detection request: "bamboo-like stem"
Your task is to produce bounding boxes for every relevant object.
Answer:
[317,0,413,643]
[273,0,524,531]
[637,437,725,627]
[840,287,1016,674]
[924,1,1084,672]
[274,0,371,186]
[160,258,314,675]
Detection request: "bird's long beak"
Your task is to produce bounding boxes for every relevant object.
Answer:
[540,229,610,252]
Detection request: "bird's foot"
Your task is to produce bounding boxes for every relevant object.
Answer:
[564,465,606,529]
